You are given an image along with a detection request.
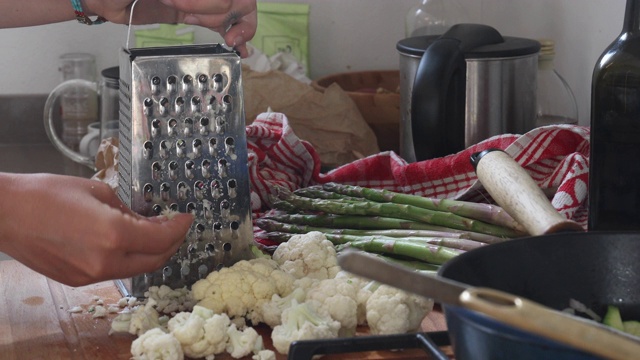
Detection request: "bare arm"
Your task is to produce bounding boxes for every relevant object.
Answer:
[0,0,78,27]
[0,173,194,286]
[0,0,257,57]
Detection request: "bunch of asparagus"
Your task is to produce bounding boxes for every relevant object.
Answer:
[256,183,527,269]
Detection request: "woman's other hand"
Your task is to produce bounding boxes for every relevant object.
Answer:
[0,173,194,287]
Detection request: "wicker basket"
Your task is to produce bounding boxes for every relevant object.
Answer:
[311,70,401,153]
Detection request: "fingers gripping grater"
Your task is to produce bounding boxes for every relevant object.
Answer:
[115,44,254,298]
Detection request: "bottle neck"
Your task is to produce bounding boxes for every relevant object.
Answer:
[622,0,640,35]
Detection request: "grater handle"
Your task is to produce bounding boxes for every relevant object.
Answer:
[125,0,141,50]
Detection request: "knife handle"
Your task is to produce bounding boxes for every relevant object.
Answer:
[461,287,640,360]
[471,149,583,236]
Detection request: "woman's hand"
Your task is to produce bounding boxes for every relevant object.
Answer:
[0,173,194,287]
[85,0,257,57]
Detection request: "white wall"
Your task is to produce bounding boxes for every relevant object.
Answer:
[478,0,625,126]
[0,0,627,126]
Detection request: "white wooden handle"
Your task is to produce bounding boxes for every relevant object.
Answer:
[473,149,583,235]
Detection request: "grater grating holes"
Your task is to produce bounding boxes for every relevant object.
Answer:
[118,46,253,296]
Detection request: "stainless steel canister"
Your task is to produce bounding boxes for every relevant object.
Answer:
[397,24,540,162]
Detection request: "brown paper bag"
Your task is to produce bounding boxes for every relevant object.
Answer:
[243,67,380,168]
[91,137,119,190]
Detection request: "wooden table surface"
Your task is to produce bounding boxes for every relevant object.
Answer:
[0,260,452,360]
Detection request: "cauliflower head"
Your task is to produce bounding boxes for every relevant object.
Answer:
[191,258,295,324]
[271,299,340,355]
[130,328,183,360]
[306,277,359,337]
[272,231,340,280]
[365,284,435,335]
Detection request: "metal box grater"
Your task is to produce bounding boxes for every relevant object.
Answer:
[115,44,254,298]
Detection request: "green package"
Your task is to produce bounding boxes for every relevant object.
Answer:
[135,24,195,48]
[253,2,310,74]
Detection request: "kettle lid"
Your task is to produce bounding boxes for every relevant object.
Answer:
[396,24,540,59]
[396,36,440,57]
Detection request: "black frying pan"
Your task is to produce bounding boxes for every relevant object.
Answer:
[438,149,640,359]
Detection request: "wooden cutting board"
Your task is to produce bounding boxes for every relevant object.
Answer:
[0,260,451,360]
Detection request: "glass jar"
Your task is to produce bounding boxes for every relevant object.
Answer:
[405,0,469,37]
[535,39,579,127]
[57,53,98,151]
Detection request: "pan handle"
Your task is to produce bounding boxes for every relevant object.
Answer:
[461,287,640,360]
[471,149,583,236]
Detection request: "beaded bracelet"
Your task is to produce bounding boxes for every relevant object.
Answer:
[71,0,107,25]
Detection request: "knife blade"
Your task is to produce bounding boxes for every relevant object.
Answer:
[337,249,467,306]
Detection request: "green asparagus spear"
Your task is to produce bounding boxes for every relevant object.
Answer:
[262,231,460,265]
[259,231,295,243]
[337,237,462,265]
[322,183,525,233]
[367,253,440,274]
[294,186,361,201]
[271,200,299,213]
[256,219,486,251]
[325,233,482,251]
[261,213,506,244]
[258,218,475,239]
[275,188,524,238]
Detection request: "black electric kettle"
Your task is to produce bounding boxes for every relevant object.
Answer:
[397,24,541,162]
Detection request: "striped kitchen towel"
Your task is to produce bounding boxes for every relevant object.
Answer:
[246,112,590,229]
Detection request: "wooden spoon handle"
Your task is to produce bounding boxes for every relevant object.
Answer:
[471,149,583,236]
[461,287,640,360]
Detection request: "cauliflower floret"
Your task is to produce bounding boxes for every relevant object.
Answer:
[202,312,233,354]
[192,258,296,324]
[145,285,196,315]
[226,323,264,359]
[167,312,199,342]
[334,270,380,326]
[91,305,108,318]
[292,276,320,293]
[261,287,307,328]
[67,305,83,313]
[252,349,277,360]
[130,328,183,360]
[231,258,295,295]
[115,296,141,308]
[167,305,231,358]
[271,300,340,355]
[110,310,133,335]
[365,284,434,335]
[306,277,359,337]
[129,298,162,336]
[272,231,340,280]
[230,316,247,330]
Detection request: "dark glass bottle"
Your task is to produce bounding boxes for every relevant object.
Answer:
[589,0,640,230]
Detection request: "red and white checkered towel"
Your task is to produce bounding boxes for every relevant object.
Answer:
[246,112,590,229]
